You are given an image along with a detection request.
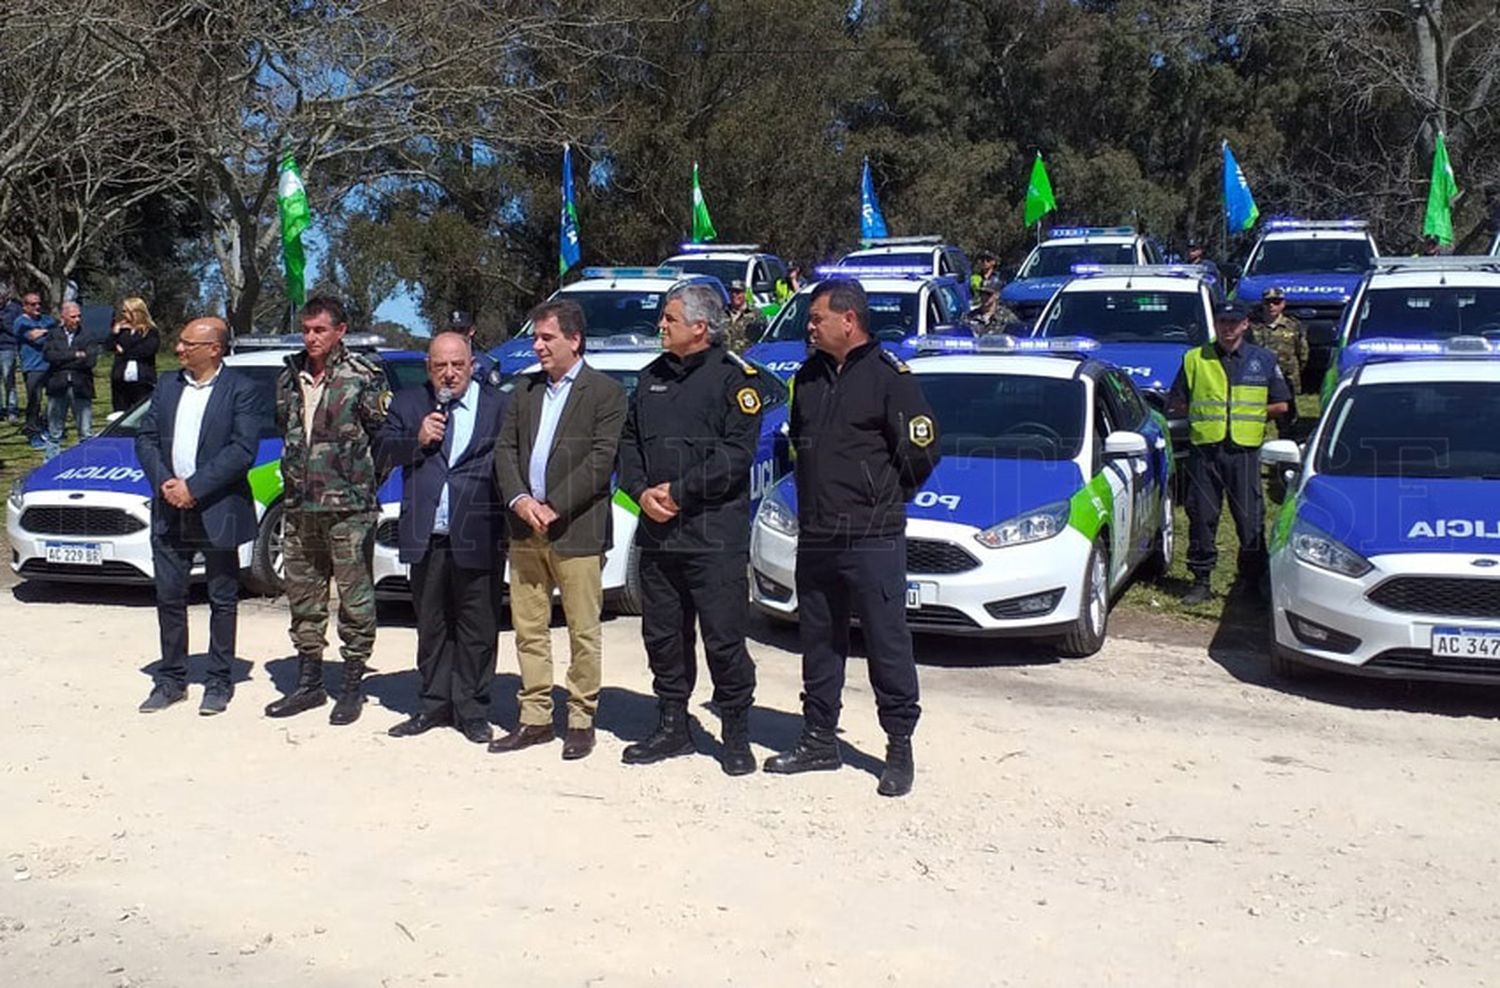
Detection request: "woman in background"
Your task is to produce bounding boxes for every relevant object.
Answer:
[110,296,160,412]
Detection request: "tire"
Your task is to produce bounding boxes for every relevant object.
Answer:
[1139,488,1174,582]
[1056,537,1109,658]
[610,543,643,615]
[245,500,286,597]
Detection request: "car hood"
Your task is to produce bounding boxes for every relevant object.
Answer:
[19,437,152,496]
[1090,341,1192,394]
[744,340,812,379]
[490,338,539,375]
[772,457,1085,530]
[1298,474,1500,557]
[1237,272,1361,307]
[1001,278,1069,304]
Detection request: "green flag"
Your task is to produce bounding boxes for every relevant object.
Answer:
[1422,131,1460,247]
[691,162,717,243]
[1024,151,1057,228]
[277,154,312,307]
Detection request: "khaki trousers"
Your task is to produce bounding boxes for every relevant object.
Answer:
[508,533,604,728]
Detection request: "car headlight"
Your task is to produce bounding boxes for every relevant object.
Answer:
[974,500,1071,549]
[756,485,798,536]
[7,478,23,512]
[1290,517,1372,578]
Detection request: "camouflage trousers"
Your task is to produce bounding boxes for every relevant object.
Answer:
[283,508,377,664]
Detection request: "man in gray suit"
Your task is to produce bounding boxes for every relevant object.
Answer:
[492,300,626,760]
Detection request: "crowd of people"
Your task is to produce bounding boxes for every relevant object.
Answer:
[132,286,939,799]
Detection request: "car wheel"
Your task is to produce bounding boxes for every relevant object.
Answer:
[1140,489,1174,581]
[246,500,286,596]
[610,543,644,615]
[1056,538,1109,658]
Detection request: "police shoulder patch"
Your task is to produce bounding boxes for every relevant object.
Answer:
[734,385,762,415]
[908,414,935,448]
[879,348,911,374]
[724,350,759,376]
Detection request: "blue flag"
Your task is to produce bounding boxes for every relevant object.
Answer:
[559,143,581,275]
[861,157,888,240]
[1222,140,1260,232]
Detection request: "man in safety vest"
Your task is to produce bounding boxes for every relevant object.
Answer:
[1168,299,1291,606]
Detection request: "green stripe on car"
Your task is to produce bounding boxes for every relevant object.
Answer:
[1068,472,1113,539]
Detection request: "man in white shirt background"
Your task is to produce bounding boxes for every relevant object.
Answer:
[134,317,265,715]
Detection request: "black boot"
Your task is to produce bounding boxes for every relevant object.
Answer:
[1181,576,1212,606]
[328,658,365,726]
[718,706,755,777]
[264,655,327,718]
[877,735,914,797]
[763,726,841,775]
[621,701,696,765]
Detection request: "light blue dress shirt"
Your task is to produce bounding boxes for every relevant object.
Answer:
[432,378,480,535]
[519,359,582,506]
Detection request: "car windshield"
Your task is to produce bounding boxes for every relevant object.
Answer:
[1348,286,1500,341]
[764,292,921,343]
[1037,290,1207,344]
[1020,243,1136,279]
[916,373,1085,460]
[513,290,664,339]
[1316,381,1500,479]
[1247,238,1372,275]
[668,258,742,286]
[104,365,282,440]
[382,358,431,392]
[840,251,933,272]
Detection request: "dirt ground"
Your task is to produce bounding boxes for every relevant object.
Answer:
[2,584,1499,987]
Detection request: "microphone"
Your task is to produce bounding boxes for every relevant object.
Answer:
[435,386,455,413]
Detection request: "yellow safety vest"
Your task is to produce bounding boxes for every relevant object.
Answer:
[1182,345,1268,447]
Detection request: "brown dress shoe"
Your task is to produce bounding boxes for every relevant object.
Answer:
[487,723,556,753]
[561,727,596,761]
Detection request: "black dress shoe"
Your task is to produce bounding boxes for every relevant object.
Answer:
[561,727,596,760]
[139,684,186,714]
[459,718,493,745]
[487,723,556,753]
[387,712,450,738]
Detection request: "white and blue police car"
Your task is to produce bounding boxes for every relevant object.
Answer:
[1002,226,1165,325]
[487,267,729,376]
[838,236,975,309]
[745,266,972,379]
[1031,264,1218,454]
[750,336,1174,656]
[660,243,790,314]
[1263,342,1500,682]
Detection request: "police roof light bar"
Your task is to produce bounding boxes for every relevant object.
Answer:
[860,235,943,247]
[673,243,762,254]
[1264,219,1370,232]
[589,332,663,352]
[1046,226,1137,240]
[580,266,685,280]
[1348,336,1499,359]
[1069,263,1213,280]
[1370,256,1500,275]
[907,334,1102,357]
[815,263,930,279]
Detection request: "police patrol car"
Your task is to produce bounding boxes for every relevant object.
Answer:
[660,244,791,315]
[1002,226,1165,325]
[1319,255,1500,403]
[838,236,975,309]
[1262,343,1500,682]
[487,267,730,376]
[7,340,419,594]
[1236,219,1380,390]
[749,336,1174,655]
[1031,264,1218,453]
[745,266,973,378]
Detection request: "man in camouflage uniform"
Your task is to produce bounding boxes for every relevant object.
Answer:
[1250,286,1308,437]
[264,296,391,725]
[722,279,766,352]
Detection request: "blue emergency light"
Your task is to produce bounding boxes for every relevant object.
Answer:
[581,266,684,280]
[817,263,930,279]
[674,243,762,253]
[1047,226,1136,239]
[1349,337,1498,357]
[1264,219,1369,232]
[590,332,663,351]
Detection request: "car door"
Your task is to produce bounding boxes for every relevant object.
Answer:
[1091,378,1136,587]
[1103,369,1161,565]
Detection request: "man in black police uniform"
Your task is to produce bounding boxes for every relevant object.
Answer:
[764,278,941,798]
[447,309,503,387]
[1169,299,1290,606]
[617,283,762,775]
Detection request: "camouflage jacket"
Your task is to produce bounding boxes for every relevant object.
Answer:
[723,308,766,353]
[1251,313,1308,386]
[275,343,390,514]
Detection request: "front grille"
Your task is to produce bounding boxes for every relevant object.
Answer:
[906,538,979,575]
[375,519,400,548]
[1368,577,1500,619]
[18,559,151,582]
[19,506,145,537]
[1365,649,1500,680]
[906,604,979,629]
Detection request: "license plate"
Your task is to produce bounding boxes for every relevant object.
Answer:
[906,582,934,610]
[1431,626,1500,658]
[46,542,102,566]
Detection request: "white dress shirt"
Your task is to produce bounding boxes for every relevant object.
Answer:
[433,377,480,535]
[171,366,222,482]
[512,359,583,508]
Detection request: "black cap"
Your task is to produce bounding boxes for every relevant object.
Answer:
[1215,299,1250,321]
[448,309,475,331]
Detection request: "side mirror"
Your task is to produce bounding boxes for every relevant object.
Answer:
[929,323,975,338]
[1259,439,1301,467]
[1103,430,1148,458]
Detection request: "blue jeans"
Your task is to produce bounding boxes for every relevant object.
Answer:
[0,350,17,415]
[44,388,92,460]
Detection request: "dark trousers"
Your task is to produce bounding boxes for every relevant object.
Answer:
[22,370,46,436]
[112,378,154,413]
[795,536,921,737]
[1184,442,1266,580]
[152,512,240,691]
[639,549,756,711]
[408,536,499,723]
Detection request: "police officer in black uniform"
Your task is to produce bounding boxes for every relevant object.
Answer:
[448,309,503,387]
[616,283,762,776]
[764,278,941,798]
